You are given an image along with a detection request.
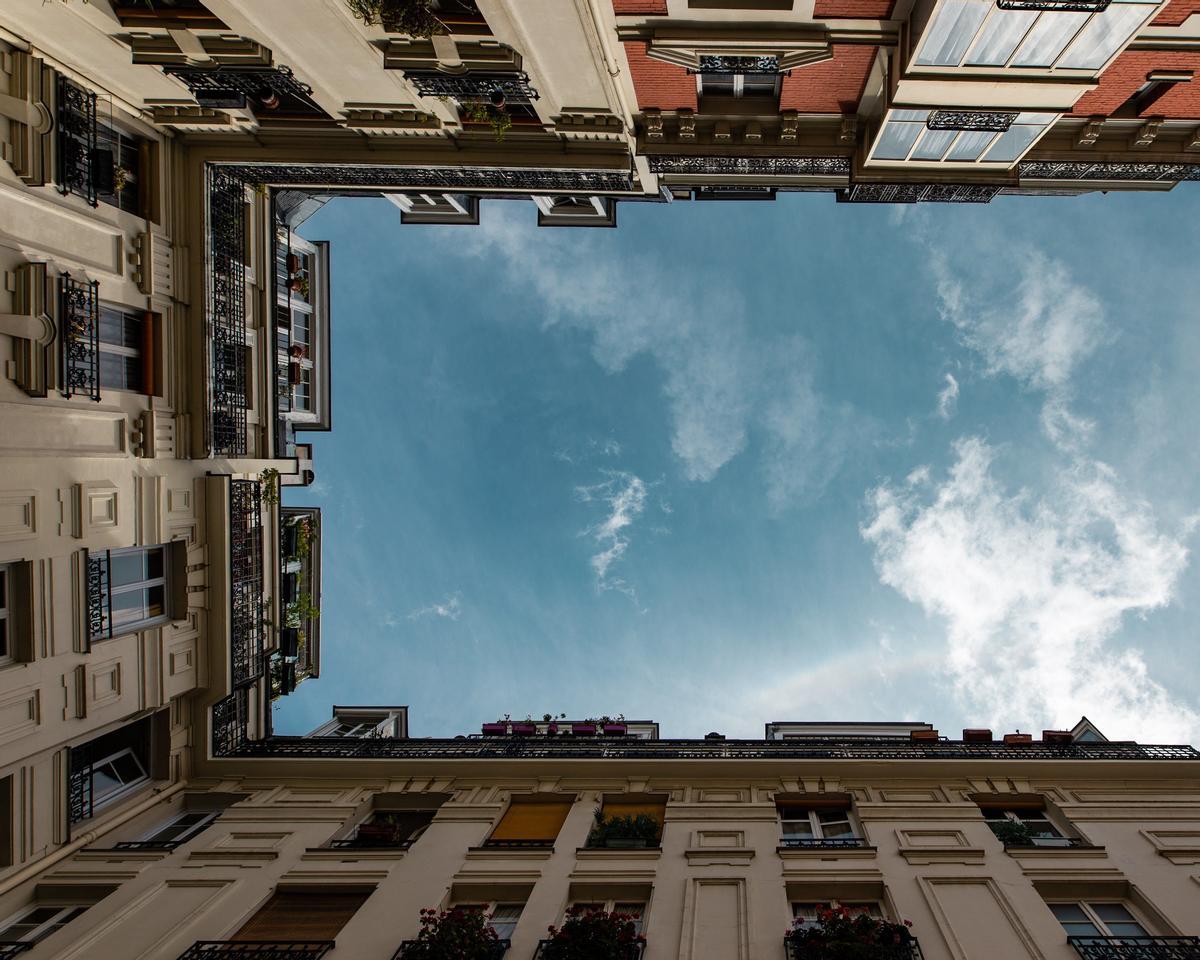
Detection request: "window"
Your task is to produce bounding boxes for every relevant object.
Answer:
[97,305,149,393]
[980,805,1073,847]
[69,717,157,823]
[696,55,782,99]
[89,545,170,641]
[778,805,862,846]
[484,798,573,847]
[0,564,11,665]
[0,904,89,944]
[95,120,145,215]
[340,809,436,848]
[1050,902,1149,942]
[453,902,525,941]
[589,796,666,848]
[122,810,217,849]
[233,889,371,941]
[870,109,1057,167]
[793,902,883,924]
[90,747,148,808]
[568,901,646,934]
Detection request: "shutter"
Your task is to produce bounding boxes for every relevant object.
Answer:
[234,891,369,941]
[601,800,666,824]
[488,800,572,842]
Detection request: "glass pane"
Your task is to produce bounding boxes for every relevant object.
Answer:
[1092,904,1137,923]
[1020,817,1061,837]
[782,819,815,839]
[99,308,141,349]
[92,761,123,800]
[981,123,1041,163]
[1058,4,1153,69]
[145,585,165,619]
[1062,922,1104,937]
[490,904,522,938]
[874,122,923,160]
[947,130,998,160]
[111,589,149,627]
[145,549,164,580]
[965,9,1037,65]
[913,128,958,161]
[1106,922,1149,937]
[112,751,146,784]
[109,551,149,588]
[916,0,990,65]
[99,352,142,392]
[0,568,7,606]
[700,74,736,95]
[0,619,8,658]
[1011,12,1088,66]
[793,903,822,920]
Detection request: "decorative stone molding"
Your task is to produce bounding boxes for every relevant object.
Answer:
[780,110,799,143]
[1076,118,1103,148]
[677,109,696,141]
[1130,119,1162,149]
[6,262,56,397]
[3,52,55,186]
[340,108,442,136]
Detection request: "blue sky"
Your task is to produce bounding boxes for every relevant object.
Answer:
[275,188,1200,745]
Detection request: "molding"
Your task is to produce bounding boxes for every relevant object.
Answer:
[1005,846,1108,863]
[899,846,985,865]
[685,847,756,865]
[919,875,1047,960]
[300,847,410,862]
[464,846,555,861]
[778,846,879,861]
[574,848,663,861]
[185,849,280,865]
[72,848,171,863]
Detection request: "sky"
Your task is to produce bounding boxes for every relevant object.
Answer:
[274,186,1200,745]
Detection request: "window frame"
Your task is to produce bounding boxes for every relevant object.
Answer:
[696,71,782,99]
[137,809,218,846]
[778,805,862,845]
[1048,900,1152,940]
[792,901,884,924]
[980,805,1074,845]
[566,899,647,935]
[275,228,322,423]
[0,563,11,665]
[449,901,526,941]
[96,303,146,393]
[89,545,171,642]
[0,903,90,944]
[89,746,150,809]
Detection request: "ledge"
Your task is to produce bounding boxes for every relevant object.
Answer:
[1005,845,1107,860]
[301,846,409,862]
[898,846,984,865]
[686,847,755,865]
[778,845,878,861]
[575,847,663,861]
[185,849,280,866]
[74,848,171,863]
[465,846,555,861]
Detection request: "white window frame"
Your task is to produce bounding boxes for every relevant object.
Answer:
[867,109,1059,169]
[450,901,526,941]
[567,900,647,935]
[96,303,144,393]
[276,228,322,424]
[139,809,218,845]
[779,807,861,843]
[696,72,781,99]
[980,806,1072,845]
[1048,900,1151,940]
[0,563,11,665]
[92,545,170,641]
[0,903,90,943]
[90,746,149,809]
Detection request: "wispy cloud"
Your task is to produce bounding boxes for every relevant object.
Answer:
[862,436,1197,743]
[575,471,648,598]
[936,373,959,420]
[407,593,463,621]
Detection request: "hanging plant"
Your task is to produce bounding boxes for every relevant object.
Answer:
[588,809,660,848]
[401,907,504,959]
[260,468,281,506]
[345,0,442,37]
[460,101,513,143]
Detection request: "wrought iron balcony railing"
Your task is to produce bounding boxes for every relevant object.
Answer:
[404,71,538,105]
[780,837,872,850]
[59,274,101,401]
[211,732,1200,761]
[695,55,781,74]
[998,0,1109,10]
[67,740,97,824]
[163,65,326,117]
[533,940,644,960]
[1001,837,1096,850]
[212,688,250,756]
[229,479,265,686]
[221,162,634,194]
[841,183,1001,204]
[56,75,98,205]
[209,167,249,456]
[927,110,1016,132]
[786,937,923,959]
[86,550,112,643]
[177,942,335,960]
[480,838,555,849]
[113,839,187,851]
[1067,936,1200,959]
[393,938,509,960]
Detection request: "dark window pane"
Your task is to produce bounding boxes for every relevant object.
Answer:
[109,552,149,587]
[700,73,735,95]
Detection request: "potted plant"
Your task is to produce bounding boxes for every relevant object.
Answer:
[540,906,645,960]
[286,253,300,273]
[289,274,304,292]
[588,809,660,849]
[990,820,1034,847]
[785,907,913,959]
[481,722,507,736]
[460,100,513,143]
[400,906,505,959]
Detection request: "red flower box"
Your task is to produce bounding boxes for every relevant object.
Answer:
[481,723,507,736]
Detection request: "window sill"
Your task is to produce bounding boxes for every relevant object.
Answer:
[302,846,410,862]
[75,847,172,864]
[576,846,663,861]
[687,846,755,865]
[466,845,555,861]
[1004,844,1106,858]
[778,844,878,860]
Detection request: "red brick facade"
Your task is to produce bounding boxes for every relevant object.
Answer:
[779,45,877,113]
[623,41,698,111]
[612,0,669,13]
[1152,0,1200,25]
[813,0,897,18]
[1071,50,1200,118]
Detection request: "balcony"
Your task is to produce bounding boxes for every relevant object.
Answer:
[0,946,31,957]
[211,688,249,756]
[533,941,644,960]
[393,939,508,960]
[786,938,923,960]
[163,65,326,118]
[59,274,100,401]
[229,480,265,687]
[404,71,538,106]
[779,838,872,850]
[177,943,334,959]
[1067,937,1200,959]
[480,838,555,849]
[209,168,248,456]
[1001,837,1097,850]
[329,823,414,850]
[55,75,97,205]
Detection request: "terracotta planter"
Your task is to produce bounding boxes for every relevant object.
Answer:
[545,723,558,735]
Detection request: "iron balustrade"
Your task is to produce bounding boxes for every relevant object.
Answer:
[177,943,335,960]
[1020,161,1200,182]
[1001,837,1097,850]
[55,75,98,205]
[393,939,509,960]
[534,941,643,960]
[647,155,850,178]
[786,939,923,960]
[404,71,539,105]
[842,183,1001,203]
[0,945,32,957]
[67,740,97,824]
[85,550,112,643]
[329,835,414,850]
[927,110,1017,132]
[163,65,326,117]
[998,0,1109,10]
[113,839,186,851]
[1067,937,1200,959]
[695,55,781,74]
[59,274,101,401]
[212,733,1200,761]
[218,163,635,194]
[211,689,249,757]
[229,480,265,687]
[480,838,555,848]
[209,167,249,456]
[780,837,872,849]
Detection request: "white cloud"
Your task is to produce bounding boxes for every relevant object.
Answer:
[861,437,1198,744]
[576,471,648,597]
[407,593,463,621]
[439,212,854,506]
[936,373,959,420]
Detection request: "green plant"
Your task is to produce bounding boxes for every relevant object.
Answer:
[345,0,441,37]
[541,906,645,960]
[112,165,131,193]
[295,518,314,560]
[589,809,660,846]
[287,591,321,627]
[989,819,1034,846]
[298,276,311,300]
[460,101,512,143]
[260,468,280,506]
[401,907,502,959]
[786,907,913,959]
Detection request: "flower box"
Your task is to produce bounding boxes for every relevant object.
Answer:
[546,723,558,735]
[603,723,627,736]
[511,722,536,736]
[481,723,507,736]
[571,723,596,736]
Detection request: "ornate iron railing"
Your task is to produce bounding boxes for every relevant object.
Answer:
[1001,836,1096,850]
[229,479,264,686]
[480,838,555,848]
[212,688,250,757]
[59,274,101,401]
[534,940,643,960]
[998,0,1108,10]
[780,837,872,849]
[329,835,414,850]
[404,71,538,105]
[209,167,249,456]
[393,939,509,960]
[786,938,922,960]
[85,550,112,643]
[56,75,98,205]
[1067,937,1200,959]
[212,734,1200,761]
[67,740,97,824]
[1020,161,1200,183]
[927,110,1016,132]
[219,163,635,194]
[695,55,781,74]
[841,183,1000,203]
[113,839,186,851]
[177,943,335,960]
[647,155,850,178]
[163,64,326,117]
